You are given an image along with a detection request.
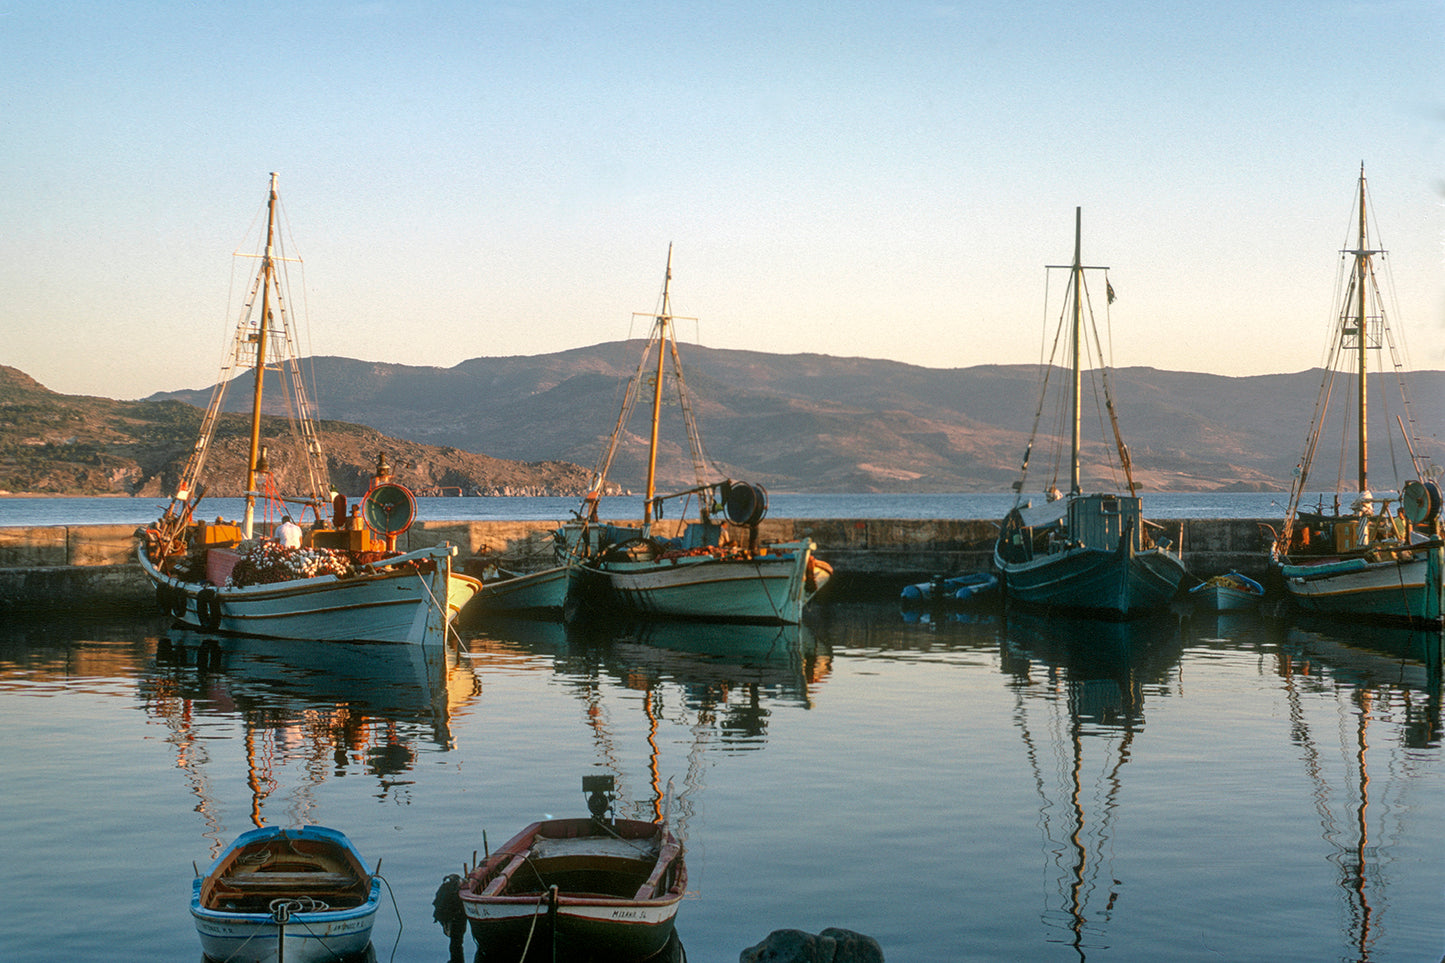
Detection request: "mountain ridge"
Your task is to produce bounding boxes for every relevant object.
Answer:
[4,342,1440,497]
[143,344,1444,494]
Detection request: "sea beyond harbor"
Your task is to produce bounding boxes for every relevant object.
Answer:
[0,491,1295,529]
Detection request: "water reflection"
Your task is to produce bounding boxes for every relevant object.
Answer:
[998,612,1184,957]
[142,632,480,854]
[451,616,831,963]
[464,617,827,737]
[1271,617,1441,961]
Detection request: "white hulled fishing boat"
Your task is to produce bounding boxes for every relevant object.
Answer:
[563,247,830,625]
[1269,166,1442,627]
[136,174,478,645]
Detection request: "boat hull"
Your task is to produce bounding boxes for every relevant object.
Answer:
[464,898,679,961]
[141,544,477,645]
[192,898,379,963]
[1189,573,1264,612]
[995,545,1185,618]
[473,565,570,612]
[1280,553,1438,625]
[569,540,827,625]
[191,826,379,963]
[1192,584,1260,611]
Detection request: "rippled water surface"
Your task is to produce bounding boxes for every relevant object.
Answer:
[0,603,1440,961]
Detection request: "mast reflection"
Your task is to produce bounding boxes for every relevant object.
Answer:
[1276,616,1441,959]
[1002,610,1182,958]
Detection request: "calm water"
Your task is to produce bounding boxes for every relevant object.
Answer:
[0,491,1297,528]
[0,603,1440,962]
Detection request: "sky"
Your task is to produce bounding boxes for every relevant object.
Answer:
[2,1,1442,400]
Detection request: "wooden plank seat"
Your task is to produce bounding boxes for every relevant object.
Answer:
[223,871,360,891]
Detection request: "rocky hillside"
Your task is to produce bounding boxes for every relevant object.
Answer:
[9,340,1443,497]
[149,344,1445,494]
[0,365,599,497]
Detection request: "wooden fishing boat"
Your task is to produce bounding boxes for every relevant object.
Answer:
[459,776,686,961]
[1269,167,1443,627]
[135,174,479,645]
[191,825,381,963]
[993,209,1188,618]
[563,248,831,625]
[1189,571,1264,611]
[472,563,571,613]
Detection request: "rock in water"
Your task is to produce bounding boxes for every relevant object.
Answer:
[740,927,884,962]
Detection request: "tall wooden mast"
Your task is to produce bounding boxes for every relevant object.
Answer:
[1069,207,1083,496]
[243,172,279,538]
[643,244,673,524]
[1352,165,1370,495]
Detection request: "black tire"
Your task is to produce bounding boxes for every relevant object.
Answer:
[155,583,173,616]
[170,586,190,619]
[197,587,222,631]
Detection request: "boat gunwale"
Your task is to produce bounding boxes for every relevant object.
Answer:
[460,816,685,910]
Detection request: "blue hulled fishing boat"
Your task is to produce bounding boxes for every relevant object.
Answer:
[994,209,1187,618]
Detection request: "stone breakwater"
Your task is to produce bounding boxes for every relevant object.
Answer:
[0,517,1278,612]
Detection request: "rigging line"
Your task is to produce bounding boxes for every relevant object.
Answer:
[664,332,716,486]
[589,331,657,495]
[1081,274,1132,494]
[1015,268,1059,496]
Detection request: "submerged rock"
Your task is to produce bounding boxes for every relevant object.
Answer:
[740,927,884,962]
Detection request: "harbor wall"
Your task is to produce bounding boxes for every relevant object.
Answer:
[0,517,1279,612]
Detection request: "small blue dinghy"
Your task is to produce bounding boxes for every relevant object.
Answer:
[900,571,999,604]
[1189,571,1264,611]
[192,825,381,963]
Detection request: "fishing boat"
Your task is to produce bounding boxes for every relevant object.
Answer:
[563,248,831,625]
[135,174,479,645]
[191,825,381,963]
[993,209,1188,618]
[458,776,687,961]
[1189,571,1265,611]
[1269,167,1443,627]
[472,563,571,613]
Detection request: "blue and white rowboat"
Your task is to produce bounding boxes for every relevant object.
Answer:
[192,826,381,963]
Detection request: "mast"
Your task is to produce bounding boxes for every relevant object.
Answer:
[643,244,673,525]
[242,172,279,538]
[1353,166,1369,495]
[1070,207,1083,495]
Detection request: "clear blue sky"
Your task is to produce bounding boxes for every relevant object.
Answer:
[3,1,1441,399]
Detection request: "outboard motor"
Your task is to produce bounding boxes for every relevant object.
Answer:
[583,774,616,821]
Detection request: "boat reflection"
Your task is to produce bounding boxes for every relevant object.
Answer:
[141,632,480,854]
[464,616,829,728]
[1000,610,1183,956]
[1275,616,1442,960]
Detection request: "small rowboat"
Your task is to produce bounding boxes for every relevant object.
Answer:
[899,571,998,604]
[192,825,381,963]
[459,777,686,961]
[1189,571,1265,611]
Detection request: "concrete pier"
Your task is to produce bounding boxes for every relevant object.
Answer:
[0,517,1280,613]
